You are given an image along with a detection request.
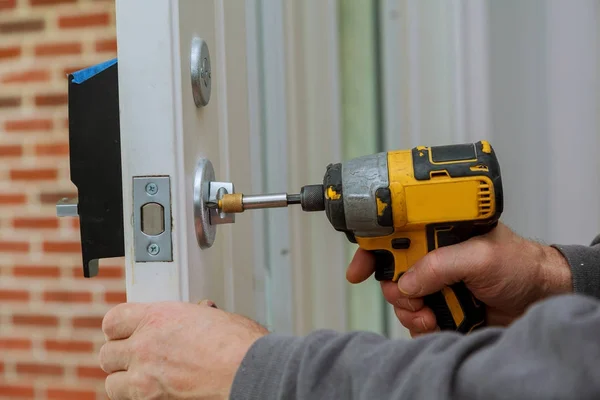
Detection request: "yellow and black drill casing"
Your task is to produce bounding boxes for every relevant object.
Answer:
[322,141,503,333]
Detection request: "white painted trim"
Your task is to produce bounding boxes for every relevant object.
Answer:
[244,0,268,327]
[463,0,491,143]
[253,0,347,334]
[116,0,262,321]
[381,0,405,151]
[545,0,599,245]
[116,0,185,302]
[407,0,421,147]
[257,0,295,334]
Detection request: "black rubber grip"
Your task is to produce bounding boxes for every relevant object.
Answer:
[423,282,485,333]
[372,237,487,333]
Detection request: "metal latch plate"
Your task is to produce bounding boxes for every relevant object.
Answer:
[133,176,172,262]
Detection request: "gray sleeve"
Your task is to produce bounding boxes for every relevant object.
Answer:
[231,294,600,400]
[553,234,600,298]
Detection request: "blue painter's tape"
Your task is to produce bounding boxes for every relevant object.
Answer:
[71,58,117,84]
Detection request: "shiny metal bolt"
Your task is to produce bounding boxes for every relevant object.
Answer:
[145,182,158,196]
[147,243,160,256]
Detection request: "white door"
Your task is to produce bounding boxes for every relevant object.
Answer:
[115,0,265,324]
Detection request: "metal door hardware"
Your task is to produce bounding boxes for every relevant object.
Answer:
[193,158,237,249]
[133,177,172,262]
[191,37,211,107]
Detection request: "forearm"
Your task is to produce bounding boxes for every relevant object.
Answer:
[231,294,600,400]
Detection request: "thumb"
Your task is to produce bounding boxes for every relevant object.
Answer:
[198,299,218,308]
[397,239,488,297]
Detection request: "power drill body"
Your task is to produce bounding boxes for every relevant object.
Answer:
[315,141,503,332]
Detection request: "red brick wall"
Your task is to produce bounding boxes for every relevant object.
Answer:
[0,1,123,399]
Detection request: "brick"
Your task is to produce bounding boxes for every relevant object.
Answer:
[0,290,29,301]
[0,194,26,204]
[3,70,51,84]
[14,265,61,278]
[35,94,69,107]
[35,143,69,155]
[35,42,81,57]
[13,314,58,327]
[73,265,122,279]
[31,0,76,6]
[95,38,117,53]
[16,362,64,376]
[72,316,103,329]
[0,338,31,350]
[39,191,77,204]
[0,19,44,34]
[63,65,88,76]
[58,13,110,29]
[11,169,58,181]
[13,217,59,229]
[0,0,16,10]
[77,366,107,380]
[105,291,126,304]
[71,219,80,229]
[47,388,95,400]
[5,118,53,131]
[0,96,21,107]
[45,339,93,353]
[0,145,23,157]
[43,241,81,253]
[44,290,92,303]
[0,384,34,398]
[0,241,29,253]
[0,46,21,59]
[0,362,4,373]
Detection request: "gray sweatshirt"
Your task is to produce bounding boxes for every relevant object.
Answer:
[231,237,600,399]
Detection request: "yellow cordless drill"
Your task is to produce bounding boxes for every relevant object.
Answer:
[215,141,503,333]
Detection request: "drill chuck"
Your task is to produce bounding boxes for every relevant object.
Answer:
[299,185,325,212]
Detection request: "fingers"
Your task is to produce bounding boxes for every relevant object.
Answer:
[99,339,131,373]
[397,239,492,297]
[346,249,376,284]
[103,303,150,341]
[381,281,424,311]
[395,307,437,334]
[105,371,130,400]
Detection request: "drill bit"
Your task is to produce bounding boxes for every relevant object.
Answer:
[215,185,325,214]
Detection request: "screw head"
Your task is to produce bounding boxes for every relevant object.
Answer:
[201,57,211,87]
[145,182,158,196]
[147,243,160,256]
[191,37,211,107]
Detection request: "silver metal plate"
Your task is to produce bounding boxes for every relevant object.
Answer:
[133,176,173,262]
[208,182,235,225]
[193,158,217,248]
[56,197,78,217]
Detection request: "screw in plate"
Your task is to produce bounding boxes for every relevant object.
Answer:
[191,37,211,107]
[145,182,159,196]
[201,57,211,87]
[147,243,160,256]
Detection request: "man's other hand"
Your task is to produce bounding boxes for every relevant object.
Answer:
[346,222,573,337]
[99,300,268,400]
